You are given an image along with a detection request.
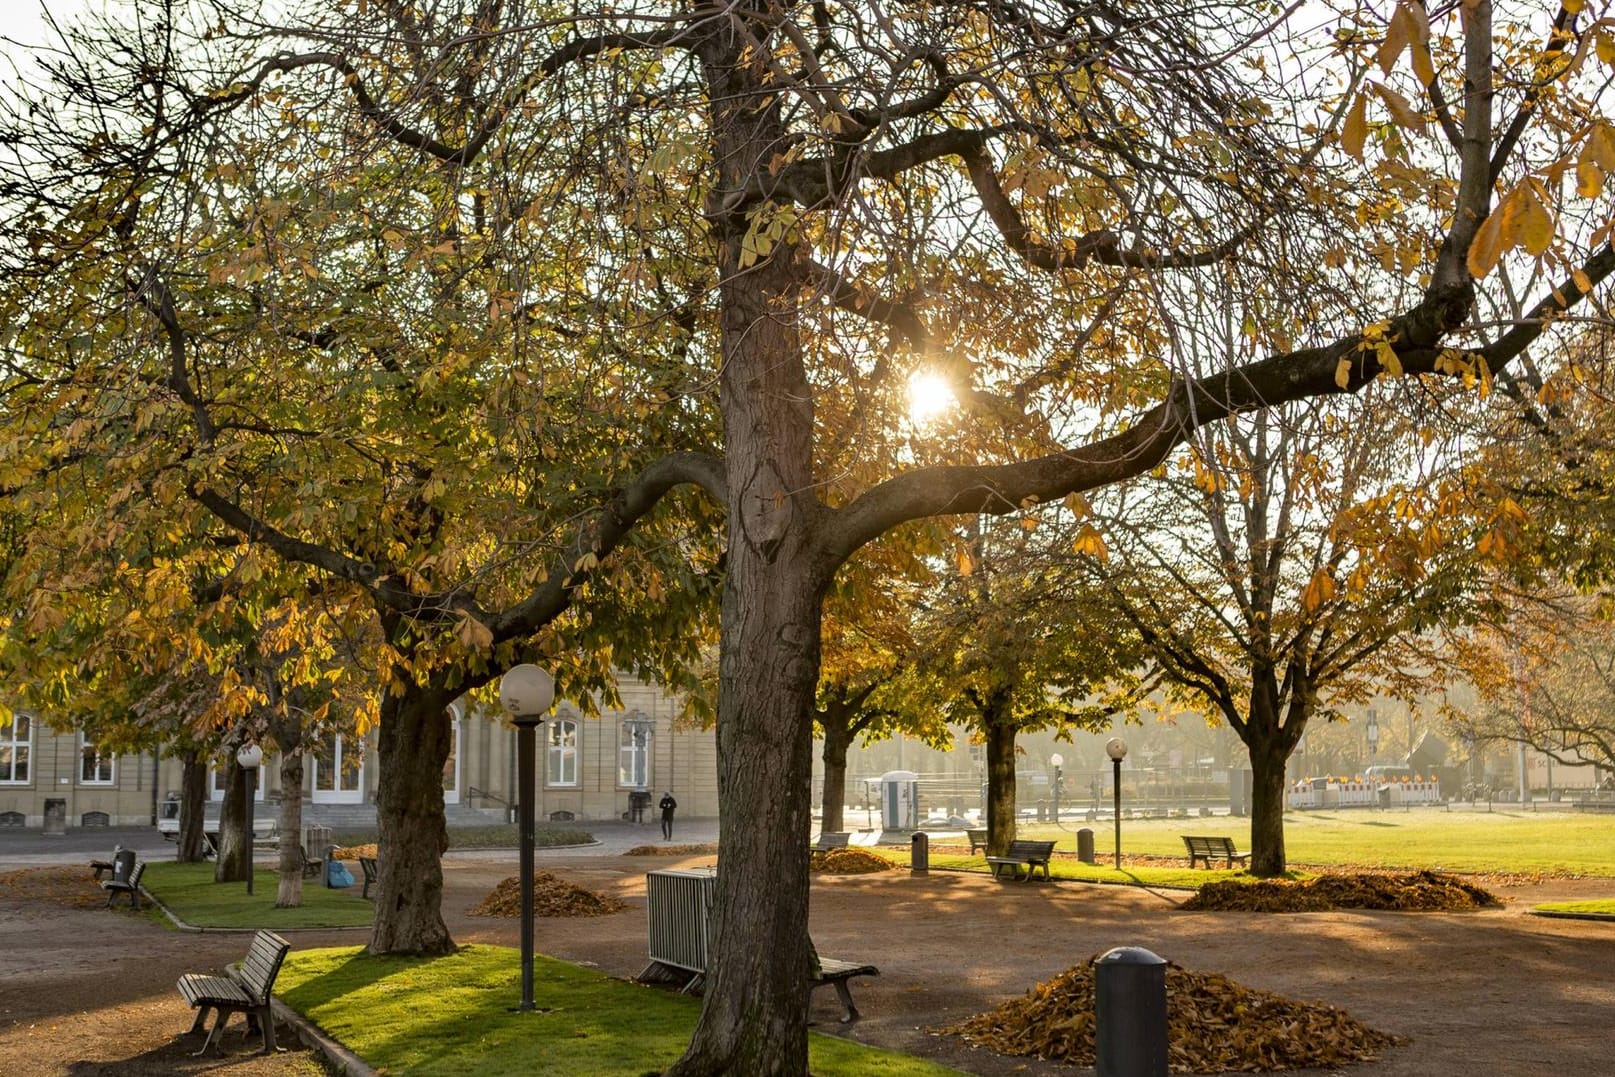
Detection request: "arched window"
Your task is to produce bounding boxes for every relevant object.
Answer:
[547,718,579,787]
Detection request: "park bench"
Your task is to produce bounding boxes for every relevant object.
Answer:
[1182,835,1250,869]
[176,929,291,1056]
[810,954,880,1023]
[100,853,146,909]
[985,839,1057,881]
[297,844,323,879]
[358,855,378,899]
[810,832,850,852]
[965,828,989,854]
[89,845,124,882]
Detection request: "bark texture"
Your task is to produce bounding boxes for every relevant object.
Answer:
[275,750,305,907]
[213,760,250,883]
[984,714,1018,856]
[819,721,851,834]
[176,752,208,864]
[668,23,821,1071]
[368,679,455,955]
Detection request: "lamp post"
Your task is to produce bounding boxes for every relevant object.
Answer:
[499,663,555,1013]
[236,743,264,896]
[1366,708,1379,766]
[1106,737,1128,871]
[1049,753,1063,828]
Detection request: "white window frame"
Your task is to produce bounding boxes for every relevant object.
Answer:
[79,734,115,786]
[619,718,650,789]
[0,712,30,785]
[546,718,579,787]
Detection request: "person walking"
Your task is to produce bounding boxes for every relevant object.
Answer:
[659,791,678,840]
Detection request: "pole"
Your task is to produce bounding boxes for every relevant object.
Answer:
[244,767,256,897]
[1112,757,1123,871]
[517,718,537,1012]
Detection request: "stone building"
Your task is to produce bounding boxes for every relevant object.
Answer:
[0,679,715,830]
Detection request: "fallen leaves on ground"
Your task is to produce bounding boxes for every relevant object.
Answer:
[942,955,1405,1073]
[0,867,115,909]
[468,873,627,917]
[328,844,377,860]
[624,843,718,856]
[810,847,894,874]
[1182,871,1500,912]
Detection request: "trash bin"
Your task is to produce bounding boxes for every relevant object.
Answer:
[43,798,66,836]
[1077,827,1096,864]
[1096,946,1168,1077]
[910,831,929,875]
[1036,799,1048,821]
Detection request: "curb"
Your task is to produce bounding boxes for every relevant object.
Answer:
[272,998,378,1077]
[1531,908,1615,922]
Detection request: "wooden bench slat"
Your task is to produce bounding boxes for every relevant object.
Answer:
[176,930,290,1056]
[986,839,1057,881]
[1182,835,1249,869]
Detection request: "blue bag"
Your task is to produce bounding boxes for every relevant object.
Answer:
[327,860,355,889]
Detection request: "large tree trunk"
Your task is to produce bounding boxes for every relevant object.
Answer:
[819,716,852,834]
[1248,738,1290,876]
[177,751,208,863]
[368,676,455,955]
[984,714,1018,856]
[214,759,250,883]
[669,26,820,1071]
[1242,668,1305,877]
[275,749,305,907]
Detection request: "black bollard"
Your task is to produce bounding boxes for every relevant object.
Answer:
[1095,946,1168,1077]
[1076,827,1095,864]
[910,831,929,874]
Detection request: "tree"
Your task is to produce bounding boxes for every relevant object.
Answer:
[5,2,1613,1072]
[815,531,949,832]
[1074,396,1496,874]
[916,517,1138,854]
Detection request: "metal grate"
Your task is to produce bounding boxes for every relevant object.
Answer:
[645,868,715,974]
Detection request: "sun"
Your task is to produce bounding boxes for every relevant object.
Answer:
[907,371,957,424]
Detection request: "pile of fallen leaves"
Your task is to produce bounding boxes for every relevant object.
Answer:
[1182,871,1500,913]
[468,873,627,917]
[810,847,894,874]
[943,956,1404,1073]
[624,843,718,856]
[329,844,377,860]
[0,867,110,909]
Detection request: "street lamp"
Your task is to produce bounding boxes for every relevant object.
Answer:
[1049,753,1064,828]
[1366,708,1379,765]
[235,743,264,897]
[1106,737,1128,871]
[499,663,555,1013]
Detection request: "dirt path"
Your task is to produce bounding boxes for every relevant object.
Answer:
[3,857,1613,1076]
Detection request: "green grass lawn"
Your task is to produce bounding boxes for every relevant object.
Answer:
[142,861,375,929]
[277,945,965,1077]
[1003,808,1615,876]
[1534,899,1615,918]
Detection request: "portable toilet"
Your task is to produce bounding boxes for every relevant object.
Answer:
[879,770,920,830]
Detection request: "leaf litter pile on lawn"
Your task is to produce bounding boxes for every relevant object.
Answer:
[944,956,1404,1073]
[1182,871,1500,912]
[0,867,109,909]
[811,847,895,874]
[624,843,718,856]
[469,873,626,917]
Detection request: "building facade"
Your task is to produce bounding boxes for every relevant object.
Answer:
[0,679,717,829]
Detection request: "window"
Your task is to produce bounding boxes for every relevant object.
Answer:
[0,713,29,784]
[619,718,650,788]
[80,736,114,785]
[547,719,578,786]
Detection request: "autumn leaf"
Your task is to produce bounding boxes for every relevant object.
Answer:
[1467,209,1504,279]
[1341,93,1368,160]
